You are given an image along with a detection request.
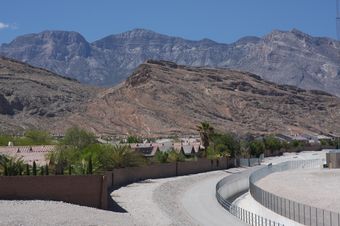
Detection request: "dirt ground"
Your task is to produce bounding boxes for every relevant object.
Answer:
[256,168,340,213]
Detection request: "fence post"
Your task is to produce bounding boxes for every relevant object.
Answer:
[293,201,295,221]
[298,202,300,223]
[330,211,332,226]
[303,205,305,225]
[323,209,325,226]
[310,206,312,226]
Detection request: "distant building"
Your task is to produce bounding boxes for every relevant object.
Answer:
[130,142,201,157]
[275,134,309,144]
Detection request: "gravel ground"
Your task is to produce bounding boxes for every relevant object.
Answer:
[0,200,137,226]
[256,168,340,212]
[0,170,238,226]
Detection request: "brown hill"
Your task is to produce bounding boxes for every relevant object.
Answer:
[62,60,340,136]
[0,57,97,134]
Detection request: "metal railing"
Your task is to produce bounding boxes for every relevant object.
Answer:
[249,159,340,226]
[216,167,284,226]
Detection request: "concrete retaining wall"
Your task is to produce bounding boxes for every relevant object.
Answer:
[0,175,108,209]
[217,167,261,201]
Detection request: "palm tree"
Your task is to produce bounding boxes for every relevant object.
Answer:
[0,155,25,176]
[107,145,145,169]
[197,122,214,150]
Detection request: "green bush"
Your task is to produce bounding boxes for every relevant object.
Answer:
[167,150,185,162]
[206,147,221,160]
[154,149,169,163]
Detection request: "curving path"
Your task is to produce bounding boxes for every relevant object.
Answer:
[112,169,248,226]
[180,168,247,226]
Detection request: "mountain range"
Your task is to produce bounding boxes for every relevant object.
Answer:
[1,28,340,96]
[1,56,339,136]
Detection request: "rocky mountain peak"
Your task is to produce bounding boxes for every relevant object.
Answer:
[116,28,161,38]
[4,30,88,47]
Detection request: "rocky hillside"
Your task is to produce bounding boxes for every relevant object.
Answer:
[0,57,97,134]
[63,60,340,136]
[1,29,340,96]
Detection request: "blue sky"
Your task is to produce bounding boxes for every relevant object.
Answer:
[0,0,336,44]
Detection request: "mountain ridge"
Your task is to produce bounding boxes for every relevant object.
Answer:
[0,57,339,136]
[61,60,340,136]
[1,28,340,96]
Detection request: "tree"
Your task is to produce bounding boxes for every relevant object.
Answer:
[87,156,93,174]
[45,164,49,175]
[197,122,214,150]
[263,135,282,154]
[32,161,37,176]
[106,145,145,169]
[63,126,97,150]
[68,165,72,175]
[249,140,265,157]
[210,133,240,158]
[39,166,44,175]
[26,164,30,175]
[4,163,8,176]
